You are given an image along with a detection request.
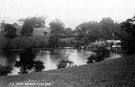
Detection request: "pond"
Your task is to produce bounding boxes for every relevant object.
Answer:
[0,48,121,76]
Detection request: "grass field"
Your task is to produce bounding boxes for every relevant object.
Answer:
[0,55,135,87]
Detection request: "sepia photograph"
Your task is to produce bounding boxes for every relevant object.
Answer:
[0,0,135,87]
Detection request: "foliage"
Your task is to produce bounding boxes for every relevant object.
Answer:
[0,35,48,50]
[48,35,59,47]
[57,53,73,69]
[0,17,122,49]
[47,19,66,47]
[18,16,46,28]
[21,23,33,36]
[10,36,33,49]
[49,18,65,37]
[120,16,135,54]
[59,37,76,47]
[74,18,120,47]
[74,21,99,43]
[99,17,115,39]
[20,16,46,36]
[34,60,45,72]
[4,24,17,39]
[57,59,68,68]
[87,46,110,63]
[15,47,45,74]
[64,28,73,36]
[57,58,73,69]
[31,36,48,48]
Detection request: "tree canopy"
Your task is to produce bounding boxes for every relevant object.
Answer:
[74,17,120,46]
[64,28,73,36]
[49,18,65,37]
[120,16,135,54]
[20,16,46,36]
[99,17,115,39]
[21,23,33,36]
[18,16,46,28]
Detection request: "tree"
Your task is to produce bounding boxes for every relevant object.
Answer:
[21,23,33,36]
[48,35,59,47]
[18,16,46,28]
[49,18,65,37]
[99,17,115,39]
[48,18,65,47]
[20,16,46,36]
[74,21,99,46]
[64,28,73,36]
[4,24,16,39]
[120,16,135,54]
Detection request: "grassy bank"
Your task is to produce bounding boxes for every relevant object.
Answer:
[0,55,135,87]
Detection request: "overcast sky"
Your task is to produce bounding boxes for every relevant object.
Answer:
[0,0,135,28]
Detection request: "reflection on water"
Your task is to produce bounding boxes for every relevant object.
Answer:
[0,51,18,66]
[14,47,45,74]
[37,51,57,70]
[36,49,92,70]
[0,48,121,75]
[66,49,92,65]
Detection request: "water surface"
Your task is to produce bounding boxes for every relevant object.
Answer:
[0,48,121,75]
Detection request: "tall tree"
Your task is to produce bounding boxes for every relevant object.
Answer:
[21,23,33,36]
[99,17,115,39]
[49,18,65,37]
[120,16,135,54]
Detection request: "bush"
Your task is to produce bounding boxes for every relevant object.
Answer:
[57,54,73,69]
[87,46,110,63]
[57,59,68,69]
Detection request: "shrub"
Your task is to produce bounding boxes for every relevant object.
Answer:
[57,54,73,69]
[57,59,68,69]
[87,46,110,63]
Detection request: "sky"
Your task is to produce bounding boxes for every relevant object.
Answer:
[0,0,135,28]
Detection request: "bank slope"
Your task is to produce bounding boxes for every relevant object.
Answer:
[0,55,135,87]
